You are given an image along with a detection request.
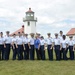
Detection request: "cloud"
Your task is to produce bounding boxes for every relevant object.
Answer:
[0,0,75,37]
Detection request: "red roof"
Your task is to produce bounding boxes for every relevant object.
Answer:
[66,28,75,36]
[10,25,24,36]
[26,8,34,13]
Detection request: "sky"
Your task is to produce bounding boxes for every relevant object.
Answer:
[0,0,75,37]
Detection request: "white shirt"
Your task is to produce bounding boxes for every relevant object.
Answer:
[28,38,34,45]
[0,37,4,44]
[59,35,63,41]
[53,38,61,45]
[23,37,29,44]
[16,37,23,45]
[4,36,12,44]
[40,39,45,45]
[46,37,53,45]
[68,40,75,46]
[61,39,68,48]
[21,36,25,39]
[12,37,17,44]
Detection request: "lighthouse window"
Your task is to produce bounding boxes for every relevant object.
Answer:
[31,14,33,16]
[28,21,30,26]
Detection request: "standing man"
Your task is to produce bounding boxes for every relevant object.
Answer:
[68,36,75,60]
[22,33,29,60]
[59,31,63,40]
[28,33,35,60]
[40,36,46,60]
[4,31,11,60]
[22,34,27,60]
[0,32,5,60]
[16,32,23,60]
[61,35,68,60]
[59,31,63,60]
[53,33,62,61]
[11,34,17,60]
[21,32,25,59]
[46,33,53,61]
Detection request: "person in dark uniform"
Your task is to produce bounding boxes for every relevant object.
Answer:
[0,32,4,60]
[4,31,11,60]
[16,32,23,60]
[59,31,63,60]
[34,35,41,60]
[21,31,25,59]
[61,35,68,60]
[25,34,29,60]
[23,33,29,60]
[11,34,17,60]
[40,36,45,60]
[68,36,75,60]
[53,33,62,61]
[28,33,35,60]
[46,33,53,61]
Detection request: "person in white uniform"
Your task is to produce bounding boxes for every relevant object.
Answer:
[4,31,11,60]
[11,34,17,60]
[46,33,53,61]
[0,32,5,60]
[53,33,62,61]
[16,32,23,60]
[23,33,29,60]
[40,36,46,60]
[28,33,35,60]
[68,36,75,60]
[61,35,68,60]
[59,31,63,60]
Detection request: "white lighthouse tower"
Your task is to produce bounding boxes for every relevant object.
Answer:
[23,8,37,34]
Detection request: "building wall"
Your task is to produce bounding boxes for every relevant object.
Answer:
[24,21,36,34]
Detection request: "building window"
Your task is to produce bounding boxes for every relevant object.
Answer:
[28,21,30,26]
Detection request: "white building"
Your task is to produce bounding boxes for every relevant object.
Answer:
[23,8,37,34]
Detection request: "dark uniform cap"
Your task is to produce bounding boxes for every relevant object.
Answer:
[36,33,40,35]
[40,36,44,38]
[0,32,3,34]
[18,32,20,34]
[47,33,51,35]
[69,36,73,38]
[25,33,28,36]
[60,31,63,33]
[55,33,58,36]
[6,31,10,33]
[30,33,34,36]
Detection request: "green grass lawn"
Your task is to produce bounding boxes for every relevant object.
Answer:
[0,50,75,75]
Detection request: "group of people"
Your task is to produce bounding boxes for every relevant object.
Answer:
[0,30,75,61]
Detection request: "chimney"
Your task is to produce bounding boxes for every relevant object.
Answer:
[22,25,24,28]
[29,8,31,11]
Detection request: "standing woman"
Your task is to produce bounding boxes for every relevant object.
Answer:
[59,31,63,60]
[22,34,29,60]
[53,33,62,61]
[61,35,68,60]
[68,36,75,60]
[23,33,29,60]
[40,36,46,60]
[34,35,40,60]
[4,31,11,60]
[0,32,4,60]
[28,33,35,60]
[46,33,53,61]
[11,34,17,60]
[16,32,23,60]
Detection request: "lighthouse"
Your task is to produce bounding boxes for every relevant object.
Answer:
[23,8,37,34]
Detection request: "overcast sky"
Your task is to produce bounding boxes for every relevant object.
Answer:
[0,0,75,37]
